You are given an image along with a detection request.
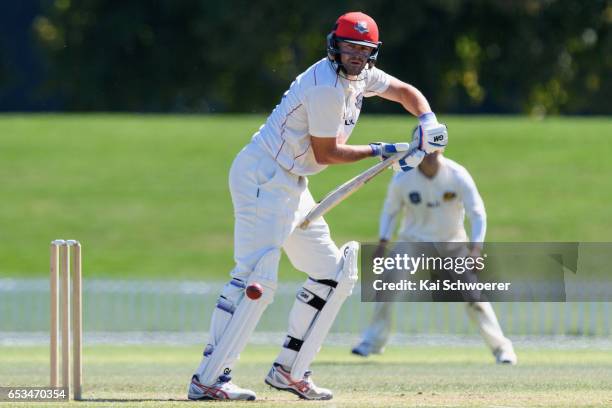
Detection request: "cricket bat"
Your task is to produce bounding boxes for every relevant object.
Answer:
[299,139,420,229]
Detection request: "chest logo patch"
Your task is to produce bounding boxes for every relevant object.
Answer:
[409,191,421,204]
[443,191,457,201]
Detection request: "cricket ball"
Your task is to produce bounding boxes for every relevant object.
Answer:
[245,283,263,300]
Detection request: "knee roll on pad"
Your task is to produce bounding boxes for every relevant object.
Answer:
[215,248,280,318]
[335,241,359,295]
[286,241,359,379]
[216,278,247,315]
[208,277,248,351]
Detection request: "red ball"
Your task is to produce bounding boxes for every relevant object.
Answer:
[245,283,263,300]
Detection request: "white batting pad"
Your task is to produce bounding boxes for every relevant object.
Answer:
[290,241,359,379]
[198,249,279,385]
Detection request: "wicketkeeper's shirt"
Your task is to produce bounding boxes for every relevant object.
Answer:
[379,157,487,243]
[252,58,392,176]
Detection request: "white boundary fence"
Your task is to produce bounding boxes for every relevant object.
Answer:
[0,279,610,338]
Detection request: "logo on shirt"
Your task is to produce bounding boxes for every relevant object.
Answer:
[443,191,457,201]
[409,191,421,204]
[354,21,369,34]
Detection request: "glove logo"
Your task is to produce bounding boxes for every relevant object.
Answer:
[409,191,421,204]
[354,21,369,34]
[434,135,444,142]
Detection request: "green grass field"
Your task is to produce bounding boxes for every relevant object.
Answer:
[1,114,611,280]
[2,116,610,408]
[1,345,611,407]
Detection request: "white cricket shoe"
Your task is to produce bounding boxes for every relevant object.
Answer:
[351,341,384,357]
[494,346,518,365]
[188,374,256,401]
[265,363,333,400]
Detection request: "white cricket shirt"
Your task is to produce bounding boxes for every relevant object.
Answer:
[379,157,487,243]
[252,58,392,176]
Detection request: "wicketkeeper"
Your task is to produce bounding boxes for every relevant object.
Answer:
[352,131,517,364]
[188,11,448,401]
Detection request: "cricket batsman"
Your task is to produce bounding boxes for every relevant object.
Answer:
[351,130,517,364]
[188,11,448,401]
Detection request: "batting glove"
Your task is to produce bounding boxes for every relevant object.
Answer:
[369,142,411,159]
[392,149,425,172]
[417,112,448,154]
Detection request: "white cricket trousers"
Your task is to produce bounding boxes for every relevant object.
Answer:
[228,142,341,283]
[197,142,342,380]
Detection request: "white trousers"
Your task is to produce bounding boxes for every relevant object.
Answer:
[196,142,342,380]
[228,142,341,283]
[361,300,512,353]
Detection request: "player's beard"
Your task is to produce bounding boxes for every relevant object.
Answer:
[342,57,368,77]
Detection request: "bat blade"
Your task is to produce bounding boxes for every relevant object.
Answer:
[299,140,419,229]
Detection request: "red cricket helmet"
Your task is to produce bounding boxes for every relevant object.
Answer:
[327,11,382,67]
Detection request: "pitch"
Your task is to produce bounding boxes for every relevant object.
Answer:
[1,344,610,407]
